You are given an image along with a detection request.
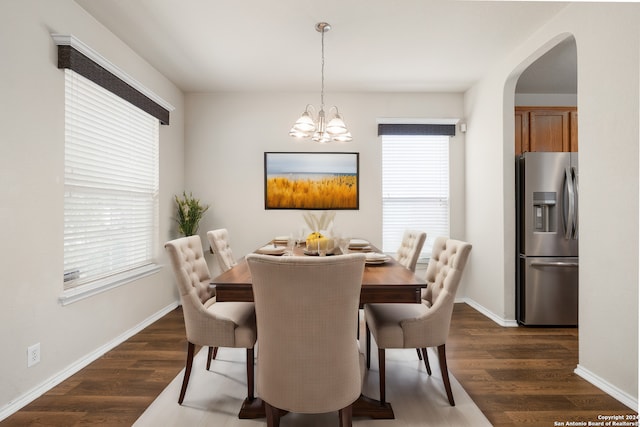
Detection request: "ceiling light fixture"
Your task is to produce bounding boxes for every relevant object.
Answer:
[289,22,352,143]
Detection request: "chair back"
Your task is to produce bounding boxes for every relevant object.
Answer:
[165,235,212,304]
[396,230,426,272]
[423,237,472,307]
[165,236,221,345]
[207,228,237,272]
[405,237,472,346]
[246,253,366,414]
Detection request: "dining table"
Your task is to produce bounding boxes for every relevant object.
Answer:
[210,240,426,420]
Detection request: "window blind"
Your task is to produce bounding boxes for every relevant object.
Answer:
[382,134,450,258]
[64,69,159,290]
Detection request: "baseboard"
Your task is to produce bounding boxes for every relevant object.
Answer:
[457,297,519,327]
[0,300,180,422]
[574,364,639,411]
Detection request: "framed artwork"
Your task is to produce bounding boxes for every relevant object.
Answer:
[264,152,359,210]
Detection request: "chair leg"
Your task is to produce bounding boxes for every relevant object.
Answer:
[339,404,353,427]
[178,341,195,404]
[437,344,455,406]
[378,348,386,404]
[416,348,422,360]
[365,323,371,370]
[206,346,218,370]
[247,348,255,401]
[265,401,281,427]
[421,348,432,375]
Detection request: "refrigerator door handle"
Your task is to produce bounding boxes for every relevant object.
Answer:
[530,261,579,268]
[563,167,576,240]
[572,166,579,240]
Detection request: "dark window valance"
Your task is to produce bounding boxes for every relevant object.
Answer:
[378,123,455,136]
[56,44,170,125]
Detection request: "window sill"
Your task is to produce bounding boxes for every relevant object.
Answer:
[59,264,161,306]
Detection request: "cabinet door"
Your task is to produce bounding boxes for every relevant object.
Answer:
[515,110,529,155]
[529,110,570,152]
[570,110,578,152]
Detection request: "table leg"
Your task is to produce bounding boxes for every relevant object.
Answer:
[352,394,395,419]
[238,397,265,419]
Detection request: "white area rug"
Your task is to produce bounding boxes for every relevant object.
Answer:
[135,344,491,426]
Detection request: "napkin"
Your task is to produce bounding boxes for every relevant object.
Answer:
[256,245,286,255]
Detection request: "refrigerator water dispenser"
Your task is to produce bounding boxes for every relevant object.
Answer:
[532,191,556,232]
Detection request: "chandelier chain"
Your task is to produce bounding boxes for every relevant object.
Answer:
[320,26,325,110]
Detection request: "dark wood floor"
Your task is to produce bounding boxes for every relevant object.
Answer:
[447,304,635,426]
[2,303,636,426]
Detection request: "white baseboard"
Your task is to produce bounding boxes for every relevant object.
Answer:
[0,300,180,422]
[457,297,519,327]
[574,364,638,411]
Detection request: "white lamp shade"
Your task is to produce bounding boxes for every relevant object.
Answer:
[312,130,331,143]
[289,128,311,139]
[333,132,353,143]
[292,111,316,133]
[326,115,348,135]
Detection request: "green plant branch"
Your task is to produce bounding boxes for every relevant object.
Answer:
[175,191,209,236]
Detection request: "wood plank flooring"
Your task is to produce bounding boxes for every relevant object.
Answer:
[447,304,635,426]
[2,304,636,426]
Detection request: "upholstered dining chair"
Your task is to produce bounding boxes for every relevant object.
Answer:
[207,228,237,272]
[246,253,366,427]
[164,235,257,405]
[395,229,427,272]
[364,237,472,406]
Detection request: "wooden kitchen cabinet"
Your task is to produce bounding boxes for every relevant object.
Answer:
[515,106,577,154]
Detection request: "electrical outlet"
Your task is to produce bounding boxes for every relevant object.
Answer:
[27,343,40,367]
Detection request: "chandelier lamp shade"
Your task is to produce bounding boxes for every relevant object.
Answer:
[289,22,352,143]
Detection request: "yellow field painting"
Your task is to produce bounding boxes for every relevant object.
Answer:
[266,175,358,209]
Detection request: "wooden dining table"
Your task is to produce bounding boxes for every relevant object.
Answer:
[210,242,426,420]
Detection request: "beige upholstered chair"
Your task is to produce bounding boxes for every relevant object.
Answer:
[395,230,427,272]
[164,235,257,405]
[364,237,472,406]
[207,228,237,272]
[246,253,366,427]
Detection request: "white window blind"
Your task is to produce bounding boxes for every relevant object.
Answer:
[63,69,159,292]
[382,134,450,258]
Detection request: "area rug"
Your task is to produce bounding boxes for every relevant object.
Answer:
[134,343,491,426]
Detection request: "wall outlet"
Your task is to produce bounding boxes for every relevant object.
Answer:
[27,343,40,367]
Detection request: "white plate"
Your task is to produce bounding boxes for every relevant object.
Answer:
[365,252,390,264]
[349,238,370,248]
[365,259,388,265]
[256,245,286,255]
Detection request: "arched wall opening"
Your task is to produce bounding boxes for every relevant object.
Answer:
[502,32,578,323]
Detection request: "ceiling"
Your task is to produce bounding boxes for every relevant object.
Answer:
[75,0,575,94]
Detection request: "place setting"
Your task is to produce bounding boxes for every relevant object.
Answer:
[364,251,391,265]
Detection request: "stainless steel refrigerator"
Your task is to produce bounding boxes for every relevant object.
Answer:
[516,152,578,326]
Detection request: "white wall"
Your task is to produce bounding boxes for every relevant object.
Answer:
[464,3,639,407]
[185,92,465,277]
[515,93,577,107]
[0,0,184,414]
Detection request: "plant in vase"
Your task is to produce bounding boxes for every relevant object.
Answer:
[174,191,209,236]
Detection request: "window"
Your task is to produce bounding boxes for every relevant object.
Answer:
[53,35,173,304]
[62,69,159,303]
[380,125,452,259]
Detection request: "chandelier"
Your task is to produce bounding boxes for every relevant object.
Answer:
[289,22,352,143]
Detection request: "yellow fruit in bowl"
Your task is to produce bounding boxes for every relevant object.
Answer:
[306,232,334,252]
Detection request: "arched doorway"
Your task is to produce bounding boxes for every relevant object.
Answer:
[511,35,579,326]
